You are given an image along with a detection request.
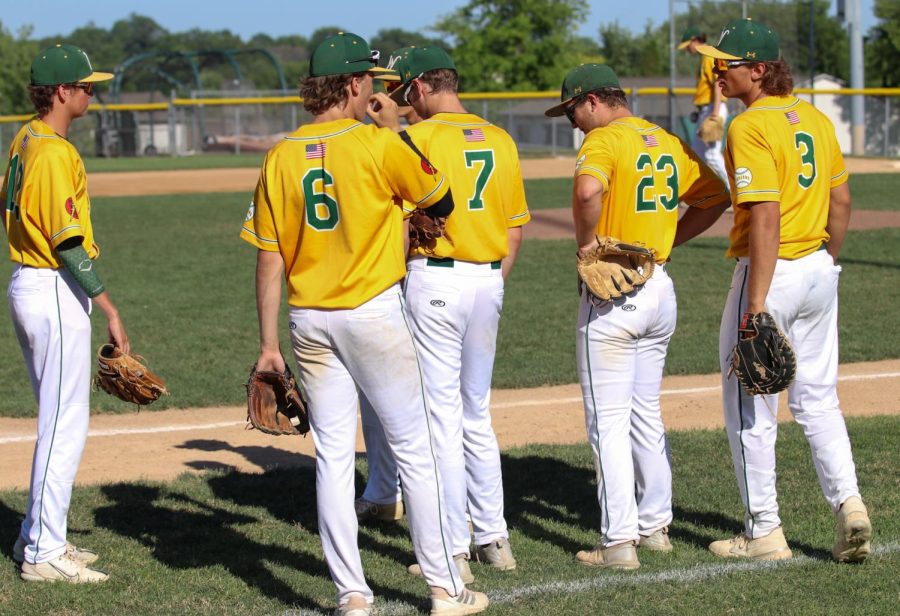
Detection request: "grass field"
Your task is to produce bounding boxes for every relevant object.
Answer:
[0,191,896,416]
[0,415,896,615]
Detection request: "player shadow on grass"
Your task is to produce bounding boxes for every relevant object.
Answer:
[0,498,23,563]
[175,438,316,474]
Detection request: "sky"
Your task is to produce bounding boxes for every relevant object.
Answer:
[0,0,877,44]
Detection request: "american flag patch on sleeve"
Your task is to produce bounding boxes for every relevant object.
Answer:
[785,110,800,125]
[642,134,659,147]
[463,128,485,142]
[305,143,326,159]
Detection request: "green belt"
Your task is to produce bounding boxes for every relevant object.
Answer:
[426,257,501,270]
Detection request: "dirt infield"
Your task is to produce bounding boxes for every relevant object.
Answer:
[86,156,899,197]
[0,359,897,490]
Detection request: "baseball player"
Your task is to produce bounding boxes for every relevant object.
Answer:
[240,33,488,616]
[545,64,729,569]
[679,26,729,184]
[3,44,128,583]
[360,46,530,581]
[675,19,872,563]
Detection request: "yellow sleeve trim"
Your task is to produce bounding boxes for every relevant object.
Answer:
[576,165,609,182]
[509,210,530,221]
[50,225,81,243]
[415,176,446,205]
[240,226,278,246]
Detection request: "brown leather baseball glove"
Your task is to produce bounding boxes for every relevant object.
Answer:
[408,209,447,254]
[697,114,725,142]
[95,343,169,406]
[577,236,656,304]
[246,363,310,436]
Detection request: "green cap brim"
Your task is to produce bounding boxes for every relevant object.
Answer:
[695,43,744,61]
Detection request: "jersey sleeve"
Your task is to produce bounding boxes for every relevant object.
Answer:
[678,140,730,210]
[382,130,449,208]
[240,154,280,251]
[827,124,848,188]
[31,147,83,248]
[574,133,614,191]
[727,118,780,207]
[505,152,530,228]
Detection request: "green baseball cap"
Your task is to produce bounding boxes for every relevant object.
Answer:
[308,32,398,80]
[696,18,781,62]
[31,44,113,86]
[386,46,456,103]
[677,26,703,50]
[545,64,621,118]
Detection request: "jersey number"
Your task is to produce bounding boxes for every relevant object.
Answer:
[5,153,23,222]
[635,153,679,213]
[463,150,495,210]
[301,168,339,231]
[794,132,816,189]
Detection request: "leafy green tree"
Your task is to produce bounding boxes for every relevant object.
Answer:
[434,0,589,91]
[0,22,38,114]
[866,0,900,87]
[370,28,449,56]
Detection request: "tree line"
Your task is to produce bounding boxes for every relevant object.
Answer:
[1,0,897,114]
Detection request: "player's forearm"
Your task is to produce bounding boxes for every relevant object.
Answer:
[56,240,105,297]
[255,249,285,354]
[502,226,524,280]
[825,183,852,263]
[746,201,781,313]
[673,201,730,247]
[573,175,603,250]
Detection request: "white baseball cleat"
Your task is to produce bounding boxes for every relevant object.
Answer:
[13,536,99,565]
[430,588,489,615]
[334,593,371,616]
[832,496,872,563]
[638,526,673,552]
[474,537,517,570]
[354,497,404,522]
[20,551,109,583]
[709,526,793,561]
[575,540,641,569]
[408,553,475,584]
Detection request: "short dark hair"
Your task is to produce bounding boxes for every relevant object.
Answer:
[28,84,57,116]
[759,60,793,96]
[590,87,629,110]
[299,72,367,116]
[418,68,458,95]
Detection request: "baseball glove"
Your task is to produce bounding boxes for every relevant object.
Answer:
[408,209,447,254]
[95,343,169,406]
[730,312,797,396]
[246,363,310,436]
[697,114,724,142]
[577,236,656,304]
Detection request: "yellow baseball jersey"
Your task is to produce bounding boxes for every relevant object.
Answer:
[2,119,98,268]
[240,118,449,309]
[724,96,848,259]
[575,116,729,263]
[403,113,530,262]
[694,55,726,106]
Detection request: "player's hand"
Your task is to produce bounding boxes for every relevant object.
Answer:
[577,237,601,260]
[367,92,401,132]
[107,313,130,356]
[256,349,286,374]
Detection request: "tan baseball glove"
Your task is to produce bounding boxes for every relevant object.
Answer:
[95,344,169,406]
[577,236,656,304]
[246,363,310,436]
[408,209,447,254]
[698,114,725,142]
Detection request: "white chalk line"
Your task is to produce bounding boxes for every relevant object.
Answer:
[279,541,900,616]
[2,371,898,446]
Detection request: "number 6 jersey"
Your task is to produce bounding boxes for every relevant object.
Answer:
[723,95,848,260]
[575,115,729,263]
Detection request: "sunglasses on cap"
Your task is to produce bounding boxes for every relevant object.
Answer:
[348,49,381,65]
[714,58,755,72]
[67,82,95,95]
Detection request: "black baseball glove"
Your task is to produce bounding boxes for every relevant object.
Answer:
[730,312,797,395]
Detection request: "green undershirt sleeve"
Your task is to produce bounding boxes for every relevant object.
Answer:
[56,239,106,298]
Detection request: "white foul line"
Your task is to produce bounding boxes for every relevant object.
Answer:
[2,371,898,446]
[279,541,900,616]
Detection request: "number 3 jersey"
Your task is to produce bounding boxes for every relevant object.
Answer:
[2,119,98,268]
[402,113,530,262]
[240,118,449,310]
[724,95,847,260]
[575,116,729,263]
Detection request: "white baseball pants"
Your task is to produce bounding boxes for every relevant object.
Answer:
[288,284,461,604]
[576,267,676,547]
[720,249,862,538]
[9,265,92,564]
[691,102,729,185]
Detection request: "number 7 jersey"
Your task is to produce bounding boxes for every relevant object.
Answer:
[724,95,848,259]
[403,113,530,262]
[575,116,729,262]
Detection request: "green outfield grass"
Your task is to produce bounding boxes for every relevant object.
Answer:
[0,191,896,415]
[0,415,896,615]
